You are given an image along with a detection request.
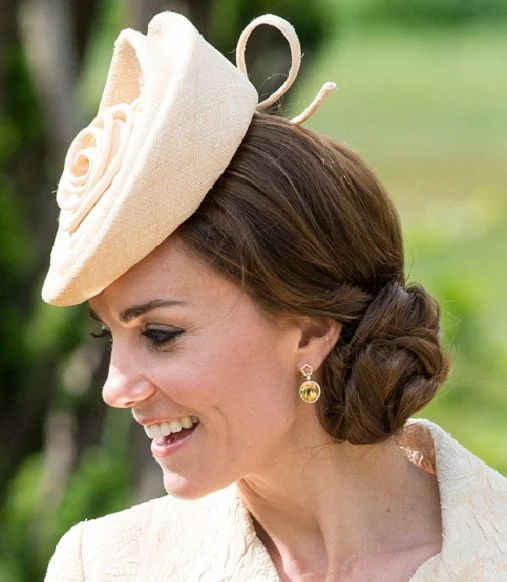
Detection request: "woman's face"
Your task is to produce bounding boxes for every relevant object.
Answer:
[89,236,317,498]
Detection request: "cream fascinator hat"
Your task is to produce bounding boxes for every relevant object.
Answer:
[42,12,335,306]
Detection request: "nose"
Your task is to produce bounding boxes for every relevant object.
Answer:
[102,349,155,408]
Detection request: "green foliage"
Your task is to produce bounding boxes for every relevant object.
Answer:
[0,185,34,382]
[407,209,507,474]
[0,456,48,581]
[2,46,44,142]
[0,411,132,582]
[382,0,507,26]
[0,47,40,278]
[49,412,133,545]
[79,0,128,116]
[338,0,507,28]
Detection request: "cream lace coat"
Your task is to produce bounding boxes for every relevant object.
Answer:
[45,420,507,581]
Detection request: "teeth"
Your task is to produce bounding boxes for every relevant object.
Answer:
[144,415,199,439]
[169,420,182,433]
[181,416,193,429]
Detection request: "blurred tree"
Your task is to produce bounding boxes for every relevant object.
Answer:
[0,0,52,501]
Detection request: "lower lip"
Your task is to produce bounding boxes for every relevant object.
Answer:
[150,424,198,458]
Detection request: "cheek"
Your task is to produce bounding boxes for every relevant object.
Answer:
[206,325,297,433]
[150,319,296,426]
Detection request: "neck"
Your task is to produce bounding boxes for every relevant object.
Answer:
[237,422,441,579]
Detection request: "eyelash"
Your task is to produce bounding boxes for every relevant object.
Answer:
[143,327,184,348]
[90,325,184,349]
[91,326,112,344]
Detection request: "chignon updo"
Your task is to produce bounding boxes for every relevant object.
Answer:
[179,113,450,445]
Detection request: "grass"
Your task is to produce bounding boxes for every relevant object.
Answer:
[294,24,507,473]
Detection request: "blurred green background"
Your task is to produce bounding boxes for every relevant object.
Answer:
[0,0,506,579]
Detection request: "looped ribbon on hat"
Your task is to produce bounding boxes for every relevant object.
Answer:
[236,14,336,125]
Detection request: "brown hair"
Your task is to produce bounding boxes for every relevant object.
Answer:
[179,113,450,445]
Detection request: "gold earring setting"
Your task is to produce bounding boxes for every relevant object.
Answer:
[299,364,321,403]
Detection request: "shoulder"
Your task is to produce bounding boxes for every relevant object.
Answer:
[45,487,275,582]
[414,419,507,518]
[45,495,169,581]
[405,420,507,581]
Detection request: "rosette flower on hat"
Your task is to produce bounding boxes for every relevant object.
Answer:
[57,99,141,234]
[42,12,258,306]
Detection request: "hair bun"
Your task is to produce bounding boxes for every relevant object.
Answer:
[323,282,451,445]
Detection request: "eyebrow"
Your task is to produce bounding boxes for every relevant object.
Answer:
[88,299,186,325]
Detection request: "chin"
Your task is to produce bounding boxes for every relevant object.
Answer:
[162,470,231,500]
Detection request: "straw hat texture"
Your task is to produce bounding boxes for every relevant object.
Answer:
[42,12,335,306]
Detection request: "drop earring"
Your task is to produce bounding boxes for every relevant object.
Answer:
[299,364,321,403]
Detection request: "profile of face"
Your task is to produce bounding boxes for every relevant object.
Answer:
[89,236,339,499]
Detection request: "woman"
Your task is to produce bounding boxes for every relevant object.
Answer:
[44,12,506,582]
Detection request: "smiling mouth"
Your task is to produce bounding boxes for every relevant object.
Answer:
[144,415,199,440]
[157,424,198,446]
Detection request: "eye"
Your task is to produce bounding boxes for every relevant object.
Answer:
[90,325,112,345]
[143,326,184,348]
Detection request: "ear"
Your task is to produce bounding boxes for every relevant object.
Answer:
[294,317,341,373]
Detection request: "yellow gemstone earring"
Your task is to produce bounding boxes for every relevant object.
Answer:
[299,364,321,403]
